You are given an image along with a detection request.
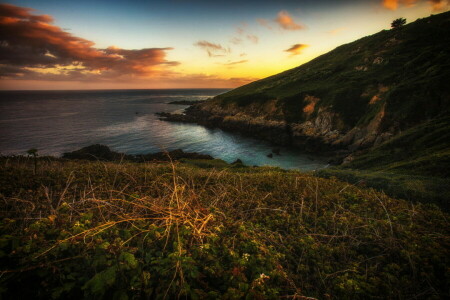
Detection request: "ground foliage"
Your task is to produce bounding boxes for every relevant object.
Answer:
[0,157,449,299]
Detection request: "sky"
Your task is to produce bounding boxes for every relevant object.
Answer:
[0,0,448,90]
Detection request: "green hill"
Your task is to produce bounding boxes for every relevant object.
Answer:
[171,12,449,154]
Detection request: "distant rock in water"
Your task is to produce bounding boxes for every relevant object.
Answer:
[63,144,213,162]
[232,159,243,164]
[267,153,273,158]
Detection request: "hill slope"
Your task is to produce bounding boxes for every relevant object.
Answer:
[162,11,450,155]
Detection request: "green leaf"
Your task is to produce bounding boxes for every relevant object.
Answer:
[82,266,117,295]
[120,252,138,269]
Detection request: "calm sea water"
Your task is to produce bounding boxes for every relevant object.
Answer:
[0,89,328,171]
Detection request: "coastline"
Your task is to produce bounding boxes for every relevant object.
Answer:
[157,104,350,164]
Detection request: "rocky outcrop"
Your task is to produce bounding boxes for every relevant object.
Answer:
[157,100,395,158]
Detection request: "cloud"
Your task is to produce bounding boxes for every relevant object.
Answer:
[223,60,248,66]
[284,44,309,56]
[230,37,243,45]
[381,0,448,10]
[246,34,259,44]
[327,27,347,36]
[428,0,449,10]
[258,11,306,31]
[257,18,273,30]
[275,11,305,31]
[382,0,414,9]
[194,40,230,57]
[0,4,178,80]
[230,26,259,45]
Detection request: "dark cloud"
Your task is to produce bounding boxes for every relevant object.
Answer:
[284,44,309,56]
[194,40,230,57]
[0,4,178,80]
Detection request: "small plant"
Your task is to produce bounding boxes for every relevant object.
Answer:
[26,148,38,174]
[391,18,406,29]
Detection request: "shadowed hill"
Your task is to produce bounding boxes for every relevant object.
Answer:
[161,11,450,156]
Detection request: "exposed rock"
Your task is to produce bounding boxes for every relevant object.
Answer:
[355,65,368,71]
[342,154,355,164]
[373,57,384,64]
[267,153,273,158]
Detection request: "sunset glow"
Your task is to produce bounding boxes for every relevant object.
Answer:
[0,0,448,90]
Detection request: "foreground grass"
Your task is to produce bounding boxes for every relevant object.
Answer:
[0,157,449,299]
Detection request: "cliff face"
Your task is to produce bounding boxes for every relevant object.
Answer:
[168,12,450,156]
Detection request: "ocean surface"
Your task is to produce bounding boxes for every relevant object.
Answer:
[0,89,328,171]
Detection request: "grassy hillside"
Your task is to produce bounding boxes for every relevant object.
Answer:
[318,116,450,209]
[336,117,450,177]
[1,157,449,299]
[213,12,450,131]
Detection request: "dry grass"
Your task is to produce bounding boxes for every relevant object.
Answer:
[0,157,449,299]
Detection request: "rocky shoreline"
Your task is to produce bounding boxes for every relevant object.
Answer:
[156,100,397,165]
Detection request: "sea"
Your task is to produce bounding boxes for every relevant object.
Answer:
[0,89,328,171]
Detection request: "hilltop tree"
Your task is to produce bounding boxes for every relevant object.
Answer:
[391,18,406,29]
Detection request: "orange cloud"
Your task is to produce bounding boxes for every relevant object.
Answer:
[194,40,230,57]
[284,44,309,56]
[0,4,178,80]
[275,11,305,31]
[382,0,418,10]
[428,0,449,10]
[382,0,448,10]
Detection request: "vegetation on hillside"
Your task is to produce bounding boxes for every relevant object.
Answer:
[211,12,450,131]
[1,157,448,299]
[318,116,450,209]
